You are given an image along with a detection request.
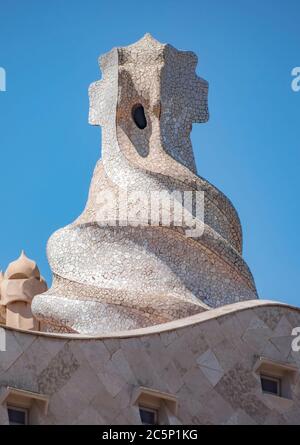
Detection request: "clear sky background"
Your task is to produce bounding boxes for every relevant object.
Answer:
[0,0,299,306]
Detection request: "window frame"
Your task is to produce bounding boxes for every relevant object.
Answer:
[139,406,158,425]
[7,405,28,425]
[260,374,281,397]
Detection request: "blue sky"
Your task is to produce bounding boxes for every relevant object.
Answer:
[0,0,299,306]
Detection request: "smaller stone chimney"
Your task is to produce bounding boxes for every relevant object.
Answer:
[0,251,47,330]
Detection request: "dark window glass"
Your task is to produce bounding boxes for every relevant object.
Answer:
[139,407,157,425]
[132,104,147,129]
[261,376,280,395]
[8,407,27,425]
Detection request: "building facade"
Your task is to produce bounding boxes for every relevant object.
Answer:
[0,35,300,425]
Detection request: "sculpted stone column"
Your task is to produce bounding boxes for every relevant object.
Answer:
[0,251,47,330]
[32,34,258,334]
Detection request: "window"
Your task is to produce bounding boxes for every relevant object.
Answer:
[260,375,281,396]
[254,356,298,400]
[139,406,158,425]
[7,406,28,425]
[132,386,178,425]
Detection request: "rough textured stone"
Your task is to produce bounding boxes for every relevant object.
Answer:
[0,302,300,424]
[31,34,257,335]
[0,36,299,426]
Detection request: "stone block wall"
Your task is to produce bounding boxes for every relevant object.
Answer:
[1,300,300,424]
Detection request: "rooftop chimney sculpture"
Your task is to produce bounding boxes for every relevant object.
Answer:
[32,34,258,334]
[0,251,47,330]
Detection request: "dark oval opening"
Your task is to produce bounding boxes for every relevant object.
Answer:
[132,104,147,129]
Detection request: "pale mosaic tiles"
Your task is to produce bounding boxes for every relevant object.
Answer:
[0,35,298,425]
[32,34,257,334]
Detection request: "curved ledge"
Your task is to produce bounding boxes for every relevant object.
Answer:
[0,299,298,340]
